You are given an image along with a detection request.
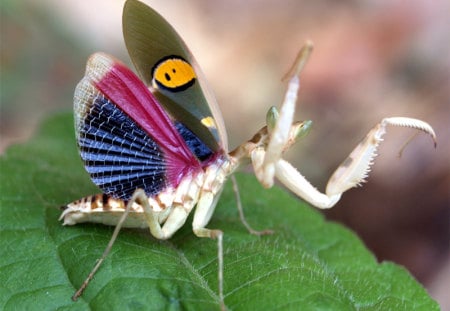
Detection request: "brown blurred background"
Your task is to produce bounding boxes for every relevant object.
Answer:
[1,0,449,308]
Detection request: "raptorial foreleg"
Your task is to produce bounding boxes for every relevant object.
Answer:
[255,42,314,188]
[262,117,436,209]
[325,117,436,196]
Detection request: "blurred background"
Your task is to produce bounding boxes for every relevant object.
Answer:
[1,0,449,307]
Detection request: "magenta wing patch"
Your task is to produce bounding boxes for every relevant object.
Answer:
[74,53,204,199]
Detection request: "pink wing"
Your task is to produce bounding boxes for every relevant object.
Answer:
[74,53,202,198]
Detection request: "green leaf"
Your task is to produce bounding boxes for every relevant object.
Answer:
[0,113,438,310]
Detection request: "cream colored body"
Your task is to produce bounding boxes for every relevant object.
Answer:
[61,158,234,239]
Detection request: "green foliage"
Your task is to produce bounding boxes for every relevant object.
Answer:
[0,114,438,310]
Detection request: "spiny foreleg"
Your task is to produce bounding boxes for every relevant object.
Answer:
[271,117,436,209]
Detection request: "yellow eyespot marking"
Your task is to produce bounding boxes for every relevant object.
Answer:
[201,116,216,129]
[152,56,196,92]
